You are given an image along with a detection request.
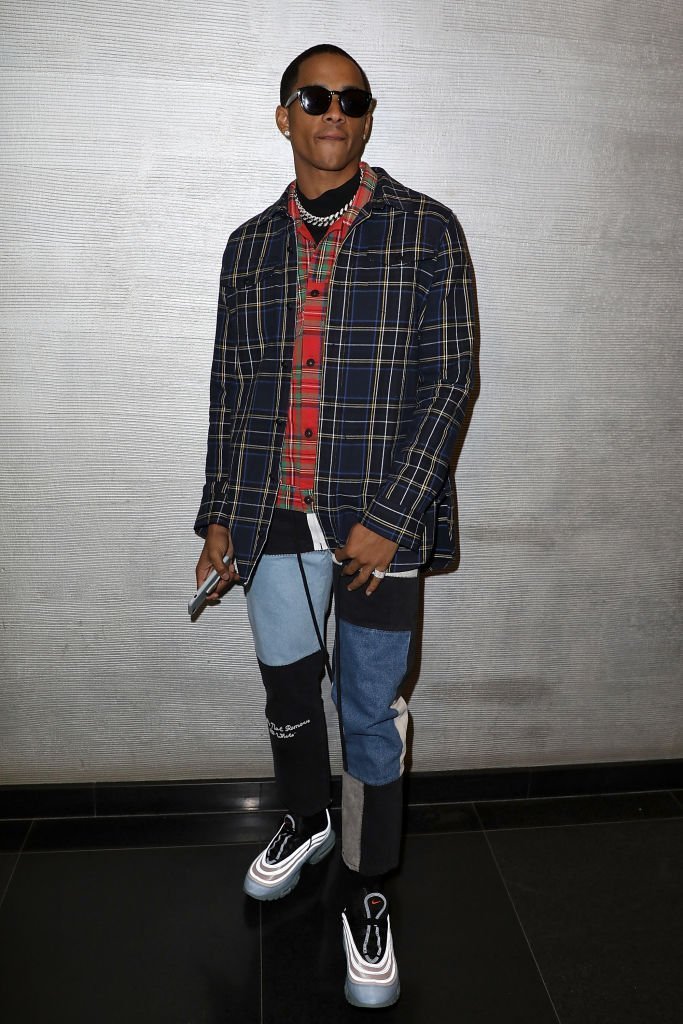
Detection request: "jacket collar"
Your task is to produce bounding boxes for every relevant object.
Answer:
[262,166,410,223]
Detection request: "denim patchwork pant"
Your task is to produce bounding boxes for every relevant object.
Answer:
[244,514,420,876]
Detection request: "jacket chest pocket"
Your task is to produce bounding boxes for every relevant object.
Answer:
[349,250,419,282]
[225,265,290,374]
[335,250,434,331]
[226,263,289,309]
[344,248,434,300]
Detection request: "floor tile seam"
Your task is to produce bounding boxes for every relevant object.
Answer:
[405,791,675,808]
[406,798,489,809]
[478,812,683,834]
[403,827,484,839]
[0,850,23,913]
[93,780,265,790]
[533,786,683,798]
[93,809,267,820]
[475,787,683,803]
[403,811,683,839]
[19,838,267,855]
[7,808,277,824]
[478,822,564,1024]
[0,819,34,913]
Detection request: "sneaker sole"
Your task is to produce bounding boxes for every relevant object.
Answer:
[344,978,401,1009]
[242,827,336,901]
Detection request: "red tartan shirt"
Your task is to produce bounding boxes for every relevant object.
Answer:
[275,162,377,511]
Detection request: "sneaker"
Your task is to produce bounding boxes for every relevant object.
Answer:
[342,889,400,1008]
[243,809,335,901]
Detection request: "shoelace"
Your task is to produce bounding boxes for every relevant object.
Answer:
[362,922,383,963]
[349,891,388,963]
[265,815,301,863]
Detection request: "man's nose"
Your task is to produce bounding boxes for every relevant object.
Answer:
[323,95,345,121]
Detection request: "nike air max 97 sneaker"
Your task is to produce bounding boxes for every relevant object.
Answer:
[342,889,400,1008]
[243,809,335,901]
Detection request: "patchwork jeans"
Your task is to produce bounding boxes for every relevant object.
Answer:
[244,513,420,876]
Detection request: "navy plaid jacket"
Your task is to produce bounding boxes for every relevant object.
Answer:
[195,167,475,586]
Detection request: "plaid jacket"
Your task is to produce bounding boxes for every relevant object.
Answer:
[195,167,475,586]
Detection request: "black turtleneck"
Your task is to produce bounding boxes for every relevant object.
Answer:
[295,167,362,244]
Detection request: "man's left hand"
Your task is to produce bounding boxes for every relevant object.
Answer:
[334,523,399,595]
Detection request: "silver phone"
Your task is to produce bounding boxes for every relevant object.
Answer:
[188,555,232,616]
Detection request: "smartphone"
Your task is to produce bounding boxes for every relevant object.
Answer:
[188,555,233,616]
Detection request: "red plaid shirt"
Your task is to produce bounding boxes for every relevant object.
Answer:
[275,162,377,511]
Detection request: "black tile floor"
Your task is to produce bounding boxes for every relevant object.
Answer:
[1,790,682,1023]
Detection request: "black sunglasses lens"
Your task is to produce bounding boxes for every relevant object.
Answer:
[339,89,372,117]
[299,86,332,115]
[298,86,372,117]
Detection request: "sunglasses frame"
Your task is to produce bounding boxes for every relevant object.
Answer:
[283,86,374,118]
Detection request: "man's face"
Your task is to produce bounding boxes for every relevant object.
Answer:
[276,53,373,178]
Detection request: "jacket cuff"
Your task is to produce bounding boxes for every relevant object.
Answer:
[359,496,424,551]
[194,483,232,538]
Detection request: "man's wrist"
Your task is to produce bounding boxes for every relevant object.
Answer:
[206,522,230,536]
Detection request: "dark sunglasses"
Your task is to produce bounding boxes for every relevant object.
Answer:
[284,85,373,118]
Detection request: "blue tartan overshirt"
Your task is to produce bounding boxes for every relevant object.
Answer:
[195,167,475,587]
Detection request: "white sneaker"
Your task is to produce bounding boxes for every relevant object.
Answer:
[342,890,400,1008]
[243,809,335,901]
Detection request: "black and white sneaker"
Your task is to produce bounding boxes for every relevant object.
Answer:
[243,809,335,901]
[342,889,400,1008]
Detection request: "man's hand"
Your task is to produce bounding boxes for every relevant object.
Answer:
[195,523,239,603]
[334,523,399,595]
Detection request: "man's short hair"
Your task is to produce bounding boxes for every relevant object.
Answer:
[280,44,371,106]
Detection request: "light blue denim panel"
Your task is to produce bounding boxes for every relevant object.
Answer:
[245,550,333,666]
[332,619,411,786]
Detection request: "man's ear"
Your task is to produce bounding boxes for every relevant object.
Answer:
[275,106,290,138]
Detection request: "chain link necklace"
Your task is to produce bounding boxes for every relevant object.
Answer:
[293,188,356,227]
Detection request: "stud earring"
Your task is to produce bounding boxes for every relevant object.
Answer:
[284,130,290,137]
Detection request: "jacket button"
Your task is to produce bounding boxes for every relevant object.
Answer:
[280,360,288,369]
[306,358,315,367]
[275,417,286,426]
[304,495,313,505]
[304,428,313,438]
[309,289,320,297]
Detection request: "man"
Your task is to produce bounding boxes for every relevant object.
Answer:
[195,44,475,1009]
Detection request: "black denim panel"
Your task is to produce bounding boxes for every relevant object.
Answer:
[333,562,420,632]
[256,650,331,817]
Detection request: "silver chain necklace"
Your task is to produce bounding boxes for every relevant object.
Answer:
[294,189,354,227]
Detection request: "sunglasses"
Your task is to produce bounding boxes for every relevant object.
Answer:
[284,86,373,118]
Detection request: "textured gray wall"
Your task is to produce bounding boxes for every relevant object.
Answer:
[1,1,681,783]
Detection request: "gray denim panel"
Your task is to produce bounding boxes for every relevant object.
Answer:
[341,770,365,872]
[342,773,404,875]
[390,696,409,775]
